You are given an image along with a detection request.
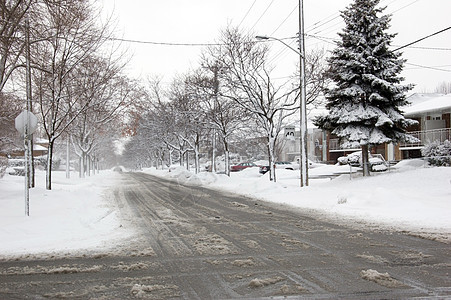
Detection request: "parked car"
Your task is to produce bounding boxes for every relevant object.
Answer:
[259,161,297,174]
[230,162,257,172]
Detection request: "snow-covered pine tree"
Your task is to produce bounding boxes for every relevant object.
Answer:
[314,0,417,176]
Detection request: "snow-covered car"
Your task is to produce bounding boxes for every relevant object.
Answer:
[293,159,326,169]
[337,151,388,172]
[259,161,298,174]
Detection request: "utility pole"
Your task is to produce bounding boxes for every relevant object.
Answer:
[211,64,219,173]
[298,0,309,187]
[255,0,309,187]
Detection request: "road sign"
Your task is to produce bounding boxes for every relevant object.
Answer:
[15,110,38,136]
[15,110,37,217]
[284,127,295,140]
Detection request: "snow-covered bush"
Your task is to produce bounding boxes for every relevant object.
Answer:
[337,151,360,166]
[371,163,388,172]
[347,152,362,166]
[35,156,60,170]
[421,140,451,167]
[337,156,348,165]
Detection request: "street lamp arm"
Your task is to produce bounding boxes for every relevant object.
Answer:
[255,35,303,58]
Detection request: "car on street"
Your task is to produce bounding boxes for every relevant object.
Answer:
[230,162,257,172]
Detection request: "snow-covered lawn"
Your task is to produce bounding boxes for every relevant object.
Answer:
[145,159,451,234]
[0,160,449,259]
[0,170,136,260]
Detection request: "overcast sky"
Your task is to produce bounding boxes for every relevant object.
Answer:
[101,0,451,94]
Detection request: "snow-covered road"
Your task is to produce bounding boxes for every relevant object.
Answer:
[2,172,449,299]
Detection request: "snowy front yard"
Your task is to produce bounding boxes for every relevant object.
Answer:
[0,160,450,259]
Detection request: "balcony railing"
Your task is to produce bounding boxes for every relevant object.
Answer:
[400,128,451,148]
[328,138,360,151]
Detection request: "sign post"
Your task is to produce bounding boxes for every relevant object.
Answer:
[15,110,38,216]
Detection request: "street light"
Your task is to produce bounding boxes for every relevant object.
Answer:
[256,1,308,187]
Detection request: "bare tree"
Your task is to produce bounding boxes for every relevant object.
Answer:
[0,0,32,92]
[434,81,451,94]
[303,48,330,109]
[168,74,208,174]
[70,55,134,178]
[188,63,247,176]
[0,92,22,154]
[32,0,113,189]
[210,27,298,182]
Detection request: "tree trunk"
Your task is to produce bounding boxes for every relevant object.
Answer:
[46,140,54,190]
[211,130,216,172]
[223,137,230,176]
[66,138,70,179]
[28,138,34,188]
[194,147,199,174]
[361,144,370,176]
[80,153,85,178]
[87,155,91,177]
[194,135,200,174]
[268,136,276,182]
[185,152,189,171]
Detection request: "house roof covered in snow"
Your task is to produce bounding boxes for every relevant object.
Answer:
[403,93,451,116]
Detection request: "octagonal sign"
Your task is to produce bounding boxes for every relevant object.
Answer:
[15,110,38,135]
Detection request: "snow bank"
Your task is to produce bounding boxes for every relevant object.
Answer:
[0,170,136,259]
[144,161,451,233]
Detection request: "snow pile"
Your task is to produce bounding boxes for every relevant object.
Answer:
[0,170,136,259]
[144,160,451,233]
[360,269,404,288]
[130,283,179,298]
[164,165,226,186]
[249,276,284,288]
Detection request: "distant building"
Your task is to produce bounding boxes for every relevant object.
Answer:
[1,138,48,158]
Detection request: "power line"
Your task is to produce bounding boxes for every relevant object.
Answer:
[249,0,276,31]
[405,62,451,72]
[108,37,222,47]
[108,25,451,54]
[238,0,257,28]
[393,45,451,51]
[306,14,341,35]
[304,0,422,45]
[270,3,298,36]
[392,26,451,52]
[389,0,420,14]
